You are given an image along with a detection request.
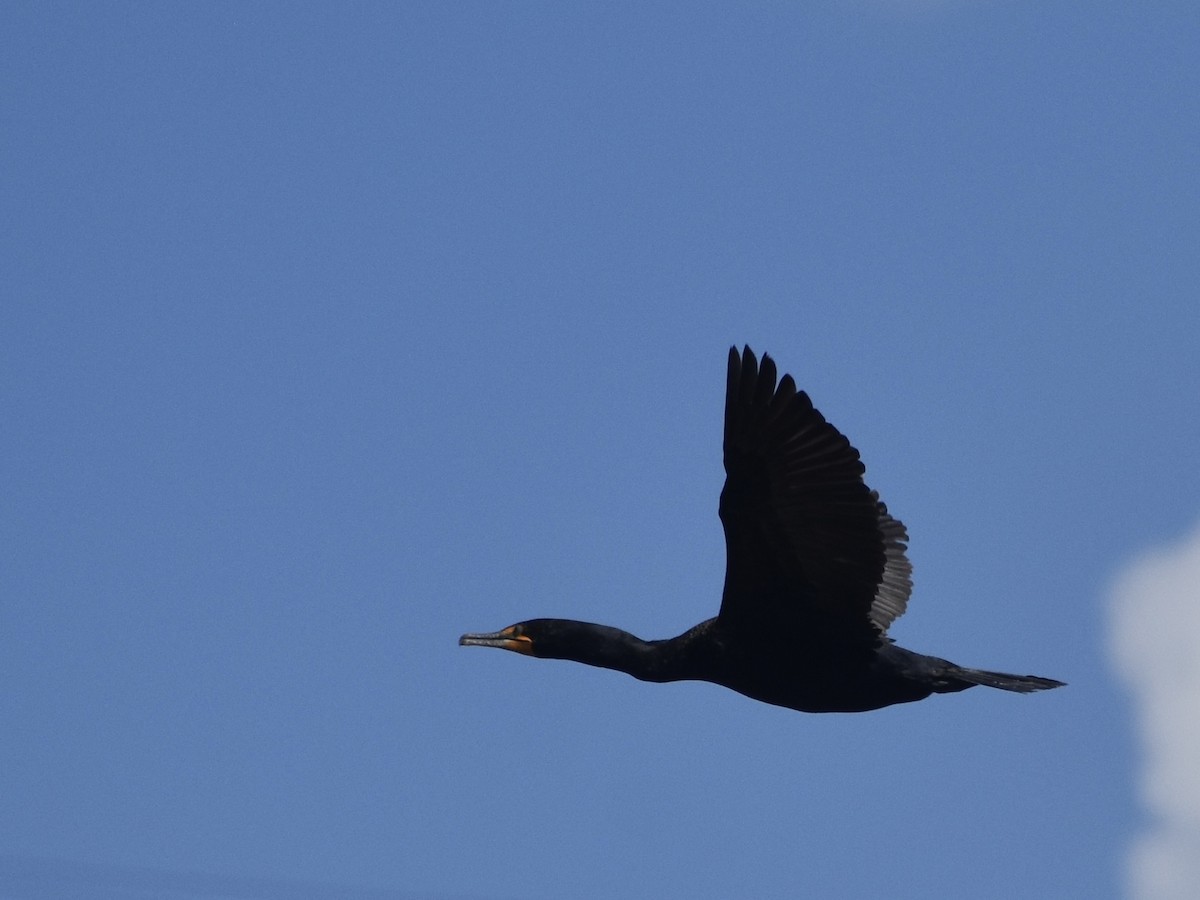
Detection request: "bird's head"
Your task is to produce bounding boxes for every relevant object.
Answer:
[459,618,637,662]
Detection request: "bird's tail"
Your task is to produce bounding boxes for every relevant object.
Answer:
[948,665,1066,694]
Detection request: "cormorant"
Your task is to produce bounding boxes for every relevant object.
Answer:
[460,346,1064,713]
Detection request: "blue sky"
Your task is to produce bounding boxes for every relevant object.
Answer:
[3,3,1198,898]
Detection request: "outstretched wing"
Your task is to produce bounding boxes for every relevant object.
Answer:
[717,346,912,641]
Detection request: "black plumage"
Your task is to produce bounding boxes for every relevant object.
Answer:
[460,346,1064,713]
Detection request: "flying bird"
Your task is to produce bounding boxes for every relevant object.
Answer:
[460,346,1064,713]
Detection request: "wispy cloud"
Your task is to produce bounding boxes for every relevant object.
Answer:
[1109,521,1200,900]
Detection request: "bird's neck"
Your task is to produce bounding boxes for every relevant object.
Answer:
[547,621,712,684]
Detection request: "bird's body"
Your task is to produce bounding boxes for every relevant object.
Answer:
[460,347,1064,713]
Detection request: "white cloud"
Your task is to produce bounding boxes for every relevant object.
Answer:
[1109,520,1200,900]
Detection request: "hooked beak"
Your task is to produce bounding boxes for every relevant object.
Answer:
[458,626,534,655]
